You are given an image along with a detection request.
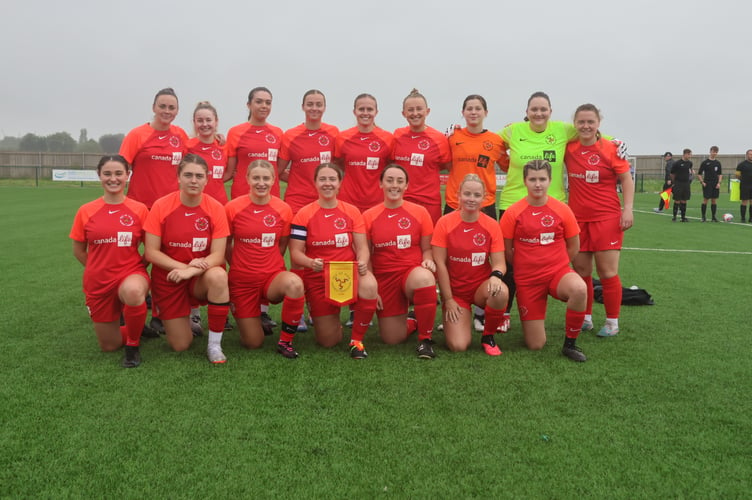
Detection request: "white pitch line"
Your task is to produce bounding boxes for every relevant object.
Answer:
[623,247,752,255]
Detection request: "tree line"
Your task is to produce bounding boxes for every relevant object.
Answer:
[0,129,124,154]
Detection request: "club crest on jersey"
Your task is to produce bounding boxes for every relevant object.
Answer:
[119,214,134,227]
[586,170,600,183]
[482,140,494,151]
[471,252,486,266]
[263,214,277,227]
[318,136,330,147]
[192,237,208,252]
[540,215,555,228]
[319,151,332,163]
[118,232,133,247]
[545,135,556,145]
[261,233,276,248]
[194,217,209,231]
[396,234,411,249]
[540,232,555,245]
[398,217,411,230]
[368,141,382,153]
[333,217,347,230]
[587,154,601,166]
[366,157,379,170]
[473,233,487,247]
[335,233,350,247]
[418,139,430,151]
[410,153,424,166]
[170,136,181,148]
[211,149,223,161]
[265,133,277,144]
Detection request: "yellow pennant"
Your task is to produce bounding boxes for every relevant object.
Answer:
[324,261,358,306]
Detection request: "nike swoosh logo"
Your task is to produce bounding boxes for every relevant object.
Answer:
[463,228,473,233]
[255,130,264,134]
[581,151,590,155]
[324,214,334,218]
[455,142,464,145]
[254,210,264,214]
[109,210,119,214]
[360,137,369,141]
[387,214,398,218]
[185,212,195,216]
[308,132,318,137]
[519,138,527,141]
[359,323,370,327]
[532,211,542,216]
[201,146,211,151]
[411,135,420,139]
[610,241,619,245]
[158,135,168,140]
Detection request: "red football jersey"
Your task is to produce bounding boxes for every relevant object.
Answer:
[279,123,339,213]
[120,123,189,208]
[499,197,579,286]
[186,137,228,204]
[565,138,630,221]
[144,192,230,281]
[334,126,394,211]
[291,200,364,267]
[70,197,149,294]
[391,126,450,207]
[225,195,292,281]
[432,210,504,300]
[225,122,284,199]
[363,201,433,275]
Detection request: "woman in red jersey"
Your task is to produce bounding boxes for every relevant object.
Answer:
[70,155,150,368]
[391,89,451,223]
[565,104,634,338]
[499,160,588,362]
[120,87,189,209]
[334,93,394,212]
[278,89,339,214]
[363,164,438,359]
[224,87,284,200]
[187,101,228,204]
[144,154,231,364]
[445,94,508,220]
[289,163,378,359]
[225,160,305,359]
[432,174,508,356]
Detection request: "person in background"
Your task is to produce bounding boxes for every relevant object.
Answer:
[670,148,693,222]
[144,154,231,364]
[565,104,634,338]
[736,149,752,222]
[697,146,722,222]
[500,160,588,362]
[70,155,150,368]
[187,101,228,205]
[654,152,674,213]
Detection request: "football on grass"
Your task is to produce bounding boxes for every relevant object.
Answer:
[723,213,734,222]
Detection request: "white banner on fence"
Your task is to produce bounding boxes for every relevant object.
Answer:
[52,169,99,182]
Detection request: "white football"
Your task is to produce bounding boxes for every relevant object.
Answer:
[723,213,734,222]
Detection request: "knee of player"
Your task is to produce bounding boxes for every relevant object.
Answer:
[285,274,305,297]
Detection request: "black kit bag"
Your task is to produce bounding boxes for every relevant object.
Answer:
[593,279,654,306]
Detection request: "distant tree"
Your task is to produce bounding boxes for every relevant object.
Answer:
[76,139,102,153]
[99,133,125,153]
[79,128,88,144]
[0,136,21,151]
[20,133,46,152]
[45,132,77,152]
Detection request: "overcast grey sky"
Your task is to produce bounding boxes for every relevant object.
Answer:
[2,0,749,154]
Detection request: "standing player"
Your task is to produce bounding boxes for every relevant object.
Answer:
[697,146,723,222]
[335,93,394,212]
[445,94,508,219]
[225,160,305,358]
[432,174,508,356]
[187,101,228,205]
[288,163,379,359]
[565,104,634,338]
[278,89,340,214]
[224,87,284,200]
[120,87,189,209]
[670,149,693,222]
[736,149,752,222]
[364,165,438,359]
[144,155,231,363]
[70,155,150,368]
[392,89,451,223]
[500,160,588,362]
[654,152,674,213]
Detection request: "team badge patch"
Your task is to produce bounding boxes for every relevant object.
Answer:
[194,217,209,231]
[263,214,277,228]
[473,233,487,247]
[398,217,411,230]
[418,139,430,151]
[318,136,330,147]
[369,141,382,153]
[265,133,277,144]
[170,136,180,148]
[211,149,223,161]
[119,214,134,227]
[482,141,493,151]
[333,217,347,230]
[540,215,555,228]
